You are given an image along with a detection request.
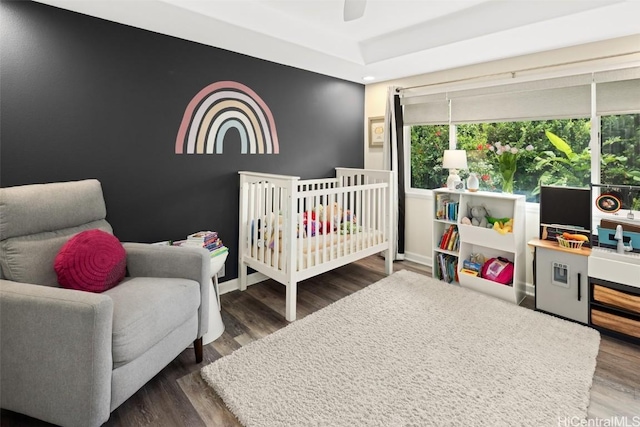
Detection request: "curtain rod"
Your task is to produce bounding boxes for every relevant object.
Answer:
[396,51,640,93]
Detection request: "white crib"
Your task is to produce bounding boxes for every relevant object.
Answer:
[238,168,394,321]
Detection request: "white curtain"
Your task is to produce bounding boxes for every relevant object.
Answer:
[382,86,405,260]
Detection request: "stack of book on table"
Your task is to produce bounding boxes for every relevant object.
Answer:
[173,231,228,258]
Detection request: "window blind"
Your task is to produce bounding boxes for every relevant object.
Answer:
[402,93,448,125]
[595,67,640,115]
[449,86,591,123]
[400,66,640,125]
[448,74,592,123]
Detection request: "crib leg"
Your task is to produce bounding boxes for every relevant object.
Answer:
[385,249,393,276]
[239,261,248,291]
[285,281,297,322]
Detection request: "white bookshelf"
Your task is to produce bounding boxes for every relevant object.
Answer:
[432,189,526,305]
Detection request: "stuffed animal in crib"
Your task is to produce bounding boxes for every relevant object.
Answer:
[324,202,343,227]
[302,211,319,236]
[344,209,357,224]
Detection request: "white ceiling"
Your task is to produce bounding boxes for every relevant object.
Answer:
[35,0,640,83]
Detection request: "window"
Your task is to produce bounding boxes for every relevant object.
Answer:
[458,120,591,201]
[600,113,640,186]
[404,66,640,200]
[410,124,449,190]
[411,120,592,201]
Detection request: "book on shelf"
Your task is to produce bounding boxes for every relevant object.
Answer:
[436,200,459,222]
[452,260,459,283]
[447,230,458,251]
[437,253,447,282]
[439,225,452,249]
[447,202,459,221]
[439,225,459,251]
[436,253,458,283]
[436,194,450,220]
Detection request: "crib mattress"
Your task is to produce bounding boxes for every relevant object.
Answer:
[249,230,383,271]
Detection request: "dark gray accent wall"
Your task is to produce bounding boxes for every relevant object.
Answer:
[0,0,364,281]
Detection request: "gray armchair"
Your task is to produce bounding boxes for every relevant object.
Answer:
[0,179,211,427]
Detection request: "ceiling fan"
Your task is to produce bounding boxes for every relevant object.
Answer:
[343,0,367,21]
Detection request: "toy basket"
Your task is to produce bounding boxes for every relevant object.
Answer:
[556,236,585,250]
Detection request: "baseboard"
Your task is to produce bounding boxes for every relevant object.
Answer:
[525,282,535,297]
[404,251,430,267]
[219,272,269,295]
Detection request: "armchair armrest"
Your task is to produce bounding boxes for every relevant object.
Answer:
[0,280,113,427]
[122,243,210,338]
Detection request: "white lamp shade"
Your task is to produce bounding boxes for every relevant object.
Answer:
[442,150,468,170]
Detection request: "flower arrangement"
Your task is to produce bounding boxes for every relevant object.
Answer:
[485,142,534,193]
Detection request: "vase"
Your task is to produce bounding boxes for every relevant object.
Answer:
[466,173,479,192]
[501,169,515,193]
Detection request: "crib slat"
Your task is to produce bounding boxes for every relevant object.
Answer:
[356,185,361,251]
[274,187,281,272]
[367,187,372,246]
[266,183,273,267]
[314,190,319,267]
[306,195,311,270]
[298,197,303,273]
[342,190,347,256]
[381,186,386,245]
[316,193,324,265]
[249,183,256,259]
[260,181,265,264]
[350,187,355,254]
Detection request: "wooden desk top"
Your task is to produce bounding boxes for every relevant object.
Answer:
[527,238,592,257]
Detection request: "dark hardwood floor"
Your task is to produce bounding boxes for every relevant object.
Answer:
[2,257,638,426]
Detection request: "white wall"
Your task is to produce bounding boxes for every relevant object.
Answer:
[364,34,640,291]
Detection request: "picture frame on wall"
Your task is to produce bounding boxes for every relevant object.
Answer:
[368,116,385,147]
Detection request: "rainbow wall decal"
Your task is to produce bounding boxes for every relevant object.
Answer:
[175,81,279,154]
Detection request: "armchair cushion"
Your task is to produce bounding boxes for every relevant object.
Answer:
[104,277,201,368]
[55,229,126,293]
[0,221,113,287]
[0,179,112,286]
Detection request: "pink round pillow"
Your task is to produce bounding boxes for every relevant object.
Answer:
[55,229,126,293]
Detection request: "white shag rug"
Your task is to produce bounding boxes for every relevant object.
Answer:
[202,270,600,427]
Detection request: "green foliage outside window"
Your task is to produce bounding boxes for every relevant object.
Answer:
[410,124,449,190]
[601,114,640,186]
[410,114,640,202]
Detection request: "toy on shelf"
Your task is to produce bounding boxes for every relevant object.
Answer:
[468,205,490,228]
[492,218,514,235]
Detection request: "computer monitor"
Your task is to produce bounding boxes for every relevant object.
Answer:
[539,185,591,242]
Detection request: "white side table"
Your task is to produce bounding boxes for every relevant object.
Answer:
[155,241,227,345]
[203,250,228,345]
[209,250,228,311]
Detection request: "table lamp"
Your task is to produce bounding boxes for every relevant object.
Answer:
[442,149,467,190]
